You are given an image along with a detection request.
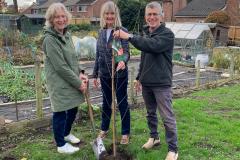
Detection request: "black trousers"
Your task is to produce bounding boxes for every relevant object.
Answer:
[100,76,130,135]
[52,107,78,147]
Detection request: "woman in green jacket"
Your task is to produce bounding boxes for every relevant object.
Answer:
[42,3,88,154]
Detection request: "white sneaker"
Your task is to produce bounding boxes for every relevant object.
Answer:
[165,151,178,160]
[64,134,80,144]
[142,138,160,149]
[57,143,79,154]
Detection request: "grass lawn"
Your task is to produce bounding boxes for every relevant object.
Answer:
[1,84,240,160]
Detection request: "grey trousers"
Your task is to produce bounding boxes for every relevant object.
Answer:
[142,86,178,152]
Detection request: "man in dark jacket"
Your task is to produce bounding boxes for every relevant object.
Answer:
[114,1,178,160]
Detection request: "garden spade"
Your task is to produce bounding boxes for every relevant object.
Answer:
[84,86,107,160]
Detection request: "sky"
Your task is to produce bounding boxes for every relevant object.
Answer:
[5,0,36,7]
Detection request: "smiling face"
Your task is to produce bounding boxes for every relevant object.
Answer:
[145,7,163,32]
[104,10,116,28]
[53,9,67,34]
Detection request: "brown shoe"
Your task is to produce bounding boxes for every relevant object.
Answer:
[98,130,108,139]
[142,138,160,149]
[120,135,129,145]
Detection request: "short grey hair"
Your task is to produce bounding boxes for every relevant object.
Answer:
[145,1,164,16]
[100,1,122,29]
[45,3,72,28]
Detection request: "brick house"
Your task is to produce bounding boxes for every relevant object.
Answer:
[23,0,108,24]
[32,0,66,14]
[175,0,240,25]
[162,0,187,22]
[63,0,108,22]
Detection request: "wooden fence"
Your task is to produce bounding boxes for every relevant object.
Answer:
[70,18,90,25]
[0,54,239,134]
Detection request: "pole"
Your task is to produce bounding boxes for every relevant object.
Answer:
[196,60,200,88]
[229,50,234,79]
[130,67,137,106]
[111,50,117,158]
[35,52,43,118]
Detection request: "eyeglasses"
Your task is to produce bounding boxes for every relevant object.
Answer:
[146,13,161,17]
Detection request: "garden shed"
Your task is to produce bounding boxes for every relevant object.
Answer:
[17,14,45,35]
[166,22,215,63]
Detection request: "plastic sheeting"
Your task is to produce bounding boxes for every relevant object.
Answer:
[72,36,96,59]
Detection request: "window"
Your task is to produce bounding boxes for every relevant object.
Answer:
[78,5,87,12]
[32,9,38,14]
[67,6,73,12]
[41,9,46,14]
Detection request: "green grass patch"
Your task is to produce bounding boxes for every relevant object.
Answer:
[1,85,240,159]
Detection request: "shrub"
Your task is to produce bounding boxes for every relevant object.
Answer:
[88,31,98,38]
[212,47,240,71]
[205,11,230,25]
[13,49,34,65]
[68,24,92,32]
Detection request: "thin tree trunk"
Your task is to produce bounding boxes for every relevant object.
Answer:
[13,0,18,13]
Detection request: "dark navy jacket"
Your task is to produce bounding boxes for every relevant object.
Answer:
[93,28,130,78]
[130,23,174,87]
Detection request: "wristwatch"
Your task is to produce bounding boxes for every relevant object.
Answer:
[128,34,133,41]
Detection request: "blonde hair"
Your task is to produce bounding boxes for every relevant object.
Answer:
[45,3,72,28]
[100,1,122,29]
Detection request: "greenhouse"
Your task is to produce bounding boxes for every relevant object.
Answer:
[166,22,215,64]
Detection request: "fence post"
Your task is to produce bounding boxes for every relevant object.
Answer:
[14,93,19,121]
[229,52,234,79]
[196,60,200,88]
[130,67,137,106]
[35,52,43,118]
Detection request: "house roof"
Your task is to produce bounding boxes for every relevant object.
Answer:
[21,14,45,19]
[32,0,97,9]
[64,0,96,6]
[33,0,64,9]
[21,2,37,13]
[175,0,227,17]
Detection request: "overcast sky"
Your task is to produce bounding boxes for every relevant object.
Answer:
[5,0,36,7]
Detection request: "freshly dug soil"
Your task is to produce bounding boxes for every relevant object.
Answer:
[100,144,133,160]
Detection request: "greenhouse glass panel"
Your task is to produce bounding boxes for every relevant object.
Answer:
[186,24,210,39]
[171,24,183,34]
[166,23,174,29]
[175,31,189,39]
[180,24,194,31]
